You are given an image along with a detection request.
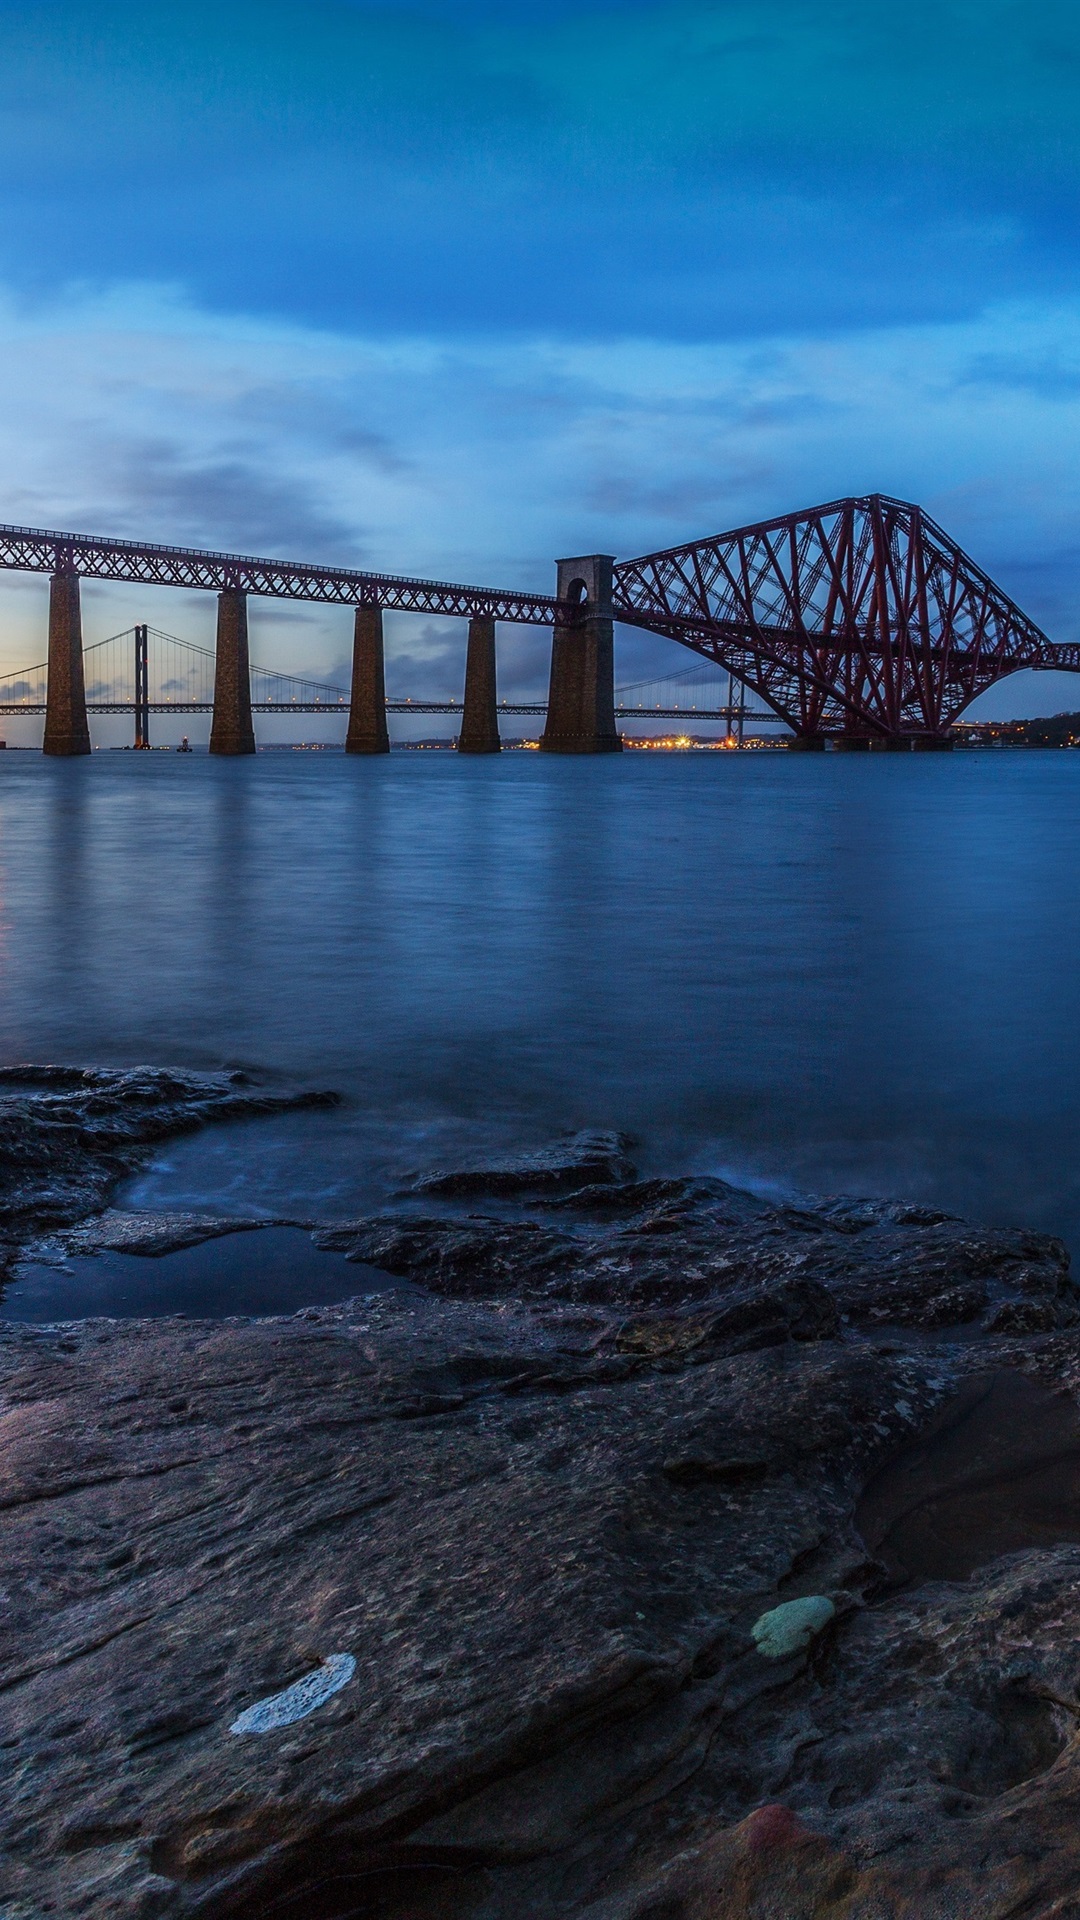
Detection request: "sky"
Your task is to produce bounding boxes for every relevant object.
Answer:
[2,0,1080,732]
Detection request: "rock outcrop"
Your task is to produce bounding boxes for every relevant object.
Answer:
[3,1110,1080,1918]
[0,1066,338,1243]
[409,1129,638,1198]
[316,1157,1076,1336]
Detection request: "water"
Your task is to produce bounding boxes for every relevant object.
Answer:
[4,1228,396,1322]
[1,747,1079,1316]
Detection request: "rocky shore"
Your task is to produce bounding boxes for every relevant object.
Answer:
[3,1078,1080,1918]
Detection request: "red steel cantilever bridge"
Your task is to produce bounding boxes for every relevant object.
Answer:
[0,493,1077,754]
[612,496,1080,747]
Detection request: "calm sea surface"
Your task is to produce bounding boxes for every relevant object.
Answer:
[2,747,1079,1309]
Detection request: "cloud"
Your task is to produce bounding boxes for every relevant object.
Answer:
[0,2,1079,341]
[1,7,1075,727]
[586,466,778,521]
[2,282,1080,714]
[957,352,1080,398]
[76,439,362,559]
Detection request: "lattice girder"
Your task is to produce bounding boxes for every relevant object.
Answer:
[613,496,1080,738]
[0,525,562,626]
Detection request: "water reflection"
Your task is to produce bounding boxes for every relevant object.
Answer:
[0,748,1077,1254]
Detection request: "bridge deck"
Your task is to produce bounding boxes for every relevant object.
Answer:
[0,702,779,722]
[0,524,563,626]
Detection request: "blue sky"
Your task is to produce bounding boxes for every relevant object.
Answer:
[2,0,1080,723]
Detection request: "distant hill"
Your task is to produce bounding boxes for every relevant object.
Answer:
[1024,712,1080,746]
[958,712,1080,746]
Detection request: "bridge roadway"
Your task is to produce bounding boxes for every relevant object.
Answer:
[0,702,775,724]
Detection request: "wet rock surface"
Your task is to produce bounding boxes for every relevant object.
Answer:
[5,1116,1080,1916]
[408,1130,638,1198]
[857,1367,1080,1586]
[316,1166,1076,1336]
[0,1066,338,1245]
[25,1210,278,1263]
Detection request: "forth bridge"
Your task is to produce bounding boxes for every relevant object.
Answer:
[0,496,1077,756]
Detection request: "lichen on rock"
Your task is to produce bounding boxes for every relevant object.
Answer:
[751,1595,837,1659]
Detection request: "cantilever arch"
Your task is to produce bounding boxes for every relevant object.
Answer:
[345,605,390,754]
[209,587,256,755]
[43,569,91,756]
[457,616,500,753]
[539,554,621,754]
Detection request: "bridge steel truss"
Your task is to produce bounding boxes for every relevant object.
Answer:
[1,496,1078,750]
[0,524,562,627]
[612,495,1080,744]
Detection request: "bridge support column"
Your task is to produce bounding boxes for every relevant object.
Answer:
[787,734,826,751]
[209,588,256,755]
[345,605,390,754]
[540,556,621,754]
[911,735,954,751]
[834,735,871,752]
[43,569,91,756]
[457,616,500,753]
[869,736,910,752]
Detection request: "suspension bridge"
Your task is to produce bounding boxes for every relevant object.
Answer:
[0,495,1076,756]
[0,628,773,745]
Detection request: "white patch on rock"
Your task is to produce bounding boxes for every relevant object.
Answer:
[751,1596,836,1660]
[229,1653,356,1734]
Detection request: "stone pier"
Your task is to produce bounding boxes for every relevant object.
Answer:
[457,616,500,753]
[345,606,390,755]
[539,556,622,754]
[42,569,91,757]
[787,734,827,751]
[208,589,256,756]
